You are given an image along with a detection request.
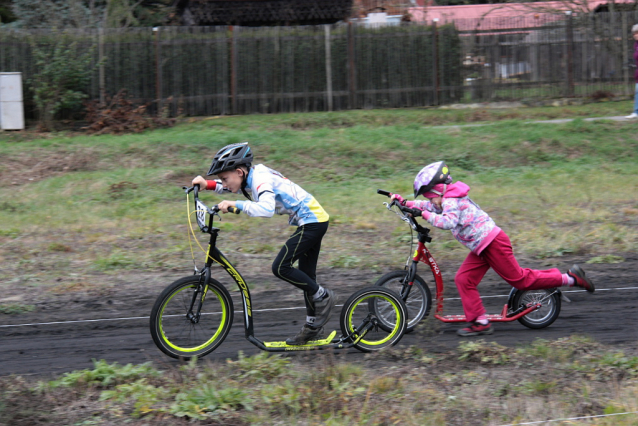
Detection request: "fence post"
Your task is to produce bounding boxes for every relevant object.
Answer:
[153,27,162,114]
[565,11,575,97]
[230,25,237,115]
[273,26,280,113]
[325,25,333,112]
[347,21,356,109]
[622,12,630,94]
[432,19,439,105]
[98,28,105,105]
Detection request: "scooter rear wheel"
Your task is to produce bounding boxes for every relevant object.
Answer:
[340,287,408,352]
[513,289,561,329]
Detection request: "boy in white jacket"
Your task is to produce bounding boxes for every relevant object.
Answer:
[192,142,334,345]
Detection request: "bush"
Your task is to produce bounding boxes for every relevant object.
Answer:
[83,89,175,134]
[29,32,99,131]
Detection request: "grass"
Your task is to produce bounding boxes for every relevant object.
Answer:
[461,82,633,103]
[2,103,638,425]
[1,336,637,425]
[0,303,35,315]
[1,101,637,295]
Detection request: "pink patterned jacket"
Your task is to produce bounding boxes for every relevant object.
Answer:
[406,182,501,254]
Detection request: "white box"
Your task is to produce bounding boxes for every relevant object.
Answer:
[0,72,25,130]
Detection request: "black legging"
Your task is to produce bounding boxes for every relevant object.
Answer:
[272,221,329,316]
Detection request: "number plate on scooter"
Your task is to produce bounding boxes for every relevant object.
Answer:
[196,199,208,229]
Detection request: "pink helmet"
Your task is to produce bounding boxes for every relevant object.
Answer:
[413,161,452,198]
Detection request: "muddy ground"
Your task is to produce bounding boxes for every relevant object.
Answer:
[1,252,637,378]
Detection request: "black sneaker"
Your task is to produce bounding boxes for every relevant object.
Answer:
[568,264,595,293]
[313,289,335,328]
[285,324,324,345]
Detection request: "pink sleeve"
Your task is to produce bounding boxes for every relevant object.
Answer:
[407,200,435,211]
[403,201,432,219]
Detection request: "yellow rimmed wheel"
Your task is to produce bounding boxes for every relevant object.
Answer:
[150,276,233,360]
[339,287,407,352]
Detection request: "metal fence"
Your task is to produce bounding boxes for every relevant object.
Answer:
[457,12,638,102]
[0,11,637,119]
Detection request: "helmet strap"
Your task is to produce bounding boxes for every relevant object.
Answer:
[239,167,252,201]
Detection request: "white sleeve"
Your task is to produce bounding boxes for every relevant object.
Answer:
[240,191,276,218]
[235,173,276,218]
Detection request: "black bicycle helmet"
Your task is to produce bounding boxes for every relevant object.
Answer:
[413,161,452,198]
[207,142,253,176]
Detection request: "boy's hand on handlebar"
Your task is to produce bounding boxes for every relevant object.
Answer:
[192,175,207,189]
[390,193,406,206]
[217,200,237,213]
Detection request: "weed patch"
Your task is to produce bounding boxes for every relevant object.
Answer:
[330,255,362,269]
[0,303,35,315]
[0,228,20,238]
[38,359,160,389]
[170,384,252,420]
[228,351,291,382]
[587,254,625,264]
[458,340,511,365]
[107,181,139,199]
[47,242,73,252]
[93,250,137,271]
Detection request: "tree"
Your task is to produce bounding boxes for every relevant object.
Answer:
[9,0,173,28]
[105,0,173,28]
[0,0,17,24]
[29,32,99,130]
[11,0,105,28]
[105,0,142,27]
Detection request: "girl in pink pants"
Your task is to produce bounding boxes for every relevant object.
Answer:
[392,161,595,336]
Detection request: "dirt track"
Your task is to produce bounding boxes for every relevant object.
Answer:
[1,254,637,377]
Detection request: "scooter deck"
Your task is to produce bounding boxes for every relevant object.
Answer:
[435,304,540,323]
[263,330,338,349]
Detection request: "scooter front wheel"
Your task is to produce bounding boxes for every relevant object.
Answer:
[150,276,234,359]
[340,287,407,353]
[374,270,432,333]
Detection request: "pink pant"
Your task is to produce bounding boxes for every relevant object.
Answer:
[455,230,562,322]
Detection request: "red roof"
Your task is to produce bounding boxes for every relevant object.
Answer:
[408,0,635,30]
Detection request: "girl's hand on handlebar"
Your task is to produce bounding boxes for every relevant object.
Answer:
[217,200,237,213]
[192,175,207,189]
[402,207,424,218]
[390,193,406,206]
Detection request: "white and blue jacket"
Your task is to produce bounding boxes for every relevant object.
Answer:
[212,164,329,227]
